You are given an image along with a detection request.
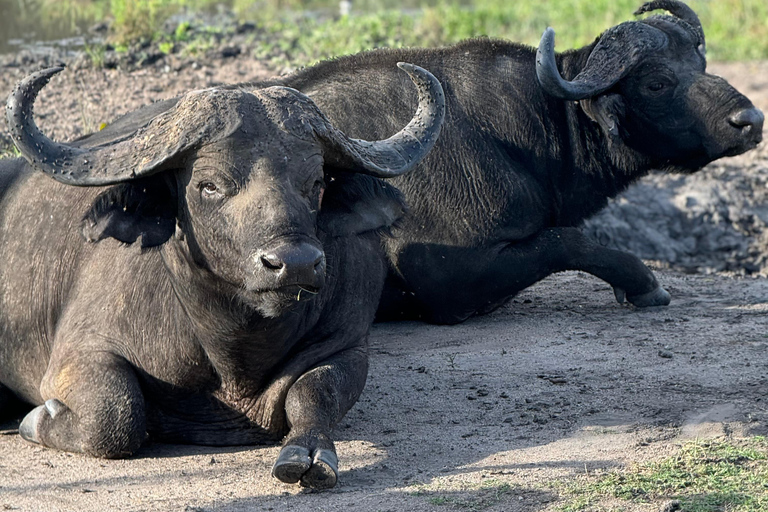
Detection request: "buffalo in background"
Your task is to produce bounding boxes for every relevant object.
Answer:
[78,1,761,325]
[264,0,763,323]
[0,63,444,489]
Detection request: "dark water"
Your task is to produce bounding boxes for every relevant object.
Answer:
[0,10,98,55]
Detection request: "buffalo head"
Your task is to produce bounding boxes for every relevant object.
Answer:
[7,64,445,317]
[536,0,763,171]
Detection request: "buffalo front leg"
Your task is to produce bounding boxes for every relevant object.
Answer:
[272,345,368,490]
[19,351,146,458]
[384,227,669,324]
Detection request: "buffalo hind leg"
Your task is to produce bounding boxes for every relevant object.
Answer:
[19,351,146,458]
[386,227,668,324]
[272,345,368,490]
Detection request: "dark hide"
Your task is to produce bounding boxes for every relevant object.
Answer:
[0,72,442,490]
[81,176,177,247]
[265,3,764,323]
[59,2,763,325]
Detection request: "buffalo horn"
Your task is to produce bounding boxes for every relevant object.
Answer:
[5,67,96,183]
[536,22,667,101]
[634,0,705,52]
[7,67,206,186]
[317,62,445,179]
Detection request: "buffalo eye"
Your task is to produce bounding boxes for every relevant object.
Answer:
[199,181,221,199]
[648,82,665,92]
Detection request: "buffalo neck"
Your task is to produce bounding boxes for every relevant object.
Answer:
[548,45,655,225]
[158,235,311,390]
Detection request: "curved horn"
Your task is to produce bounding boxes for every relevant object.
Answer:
[318,62,445,178]
[7,67,201,186]
[536,23,668,101]
[635,0,705,52]
[5,67,88,178]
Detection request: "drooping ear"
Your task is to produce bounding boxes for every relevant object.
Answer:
[318,172,407,237]
[580,93,626,141]
[80,175,177,248]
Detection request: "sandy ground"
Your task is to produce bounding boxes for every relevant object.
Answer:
[1,270,767,511]
[0,49,767,511]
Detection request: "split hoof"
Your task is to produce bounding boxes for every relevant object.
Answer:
[272,445,338,489]
[627,286,671,307]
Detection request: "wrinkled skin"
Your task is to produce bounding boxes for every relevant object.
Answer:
[0,64,444,489]
[46,3,763,326]
[268,2,764,323]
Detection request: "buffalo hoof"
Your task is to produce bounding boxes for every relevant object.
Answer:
[627,286,671,307]
[272,445,338,489]
[19,399,67,444]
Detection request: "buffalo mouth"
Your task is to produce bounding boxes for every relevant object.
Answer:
[272,284,322,298]
[242,284,323,318]
[243,282,323,298]
[720,134,762,158]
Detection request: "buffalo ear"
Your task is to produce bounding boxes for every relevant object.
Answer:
[580,93,625,140]
[81,175,177,248]
[318,172,407,237]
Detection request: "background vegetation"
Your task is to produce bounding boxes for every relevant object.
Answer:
[0,0,767,64]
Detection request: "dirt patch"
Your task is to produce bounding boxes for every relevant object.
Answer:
[0,49,767,511]
[2,270,767,511]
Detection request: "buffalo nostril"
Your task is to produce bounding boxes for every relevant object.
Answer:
[728,108,765,131]
[260,254,284,271]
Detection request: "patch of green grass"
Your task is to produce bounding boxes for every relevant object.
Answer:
[84,42,106,66]
[558,437,768,512]
[249,0,768,66]
[3,0,767,62]
[0,138,21,159]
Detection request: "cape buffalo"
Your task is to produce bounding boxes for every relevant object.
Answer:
[74,1,764,325]
[266,0,764,323]
[0,63,444,489]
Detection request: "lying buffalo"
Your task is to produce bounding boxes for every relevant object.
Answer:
[0,63,444,488]
[265,0,764,323]
[78,1,764,325]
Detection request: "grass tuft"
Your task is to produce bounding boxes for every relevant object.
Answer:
[0,134,20,159]
[558,437,768,512]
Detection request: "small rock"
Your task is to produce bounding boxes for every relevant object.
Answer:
[658,349,674,358]
[660,500,681,512]
[237,22,256,34]
[220,46,241,58]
